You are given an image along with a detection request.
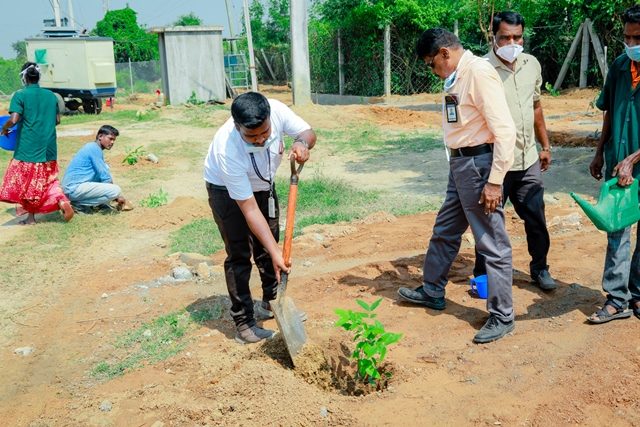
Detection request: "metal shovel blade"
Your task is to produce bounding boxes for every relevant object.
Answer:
[271,272,307,364]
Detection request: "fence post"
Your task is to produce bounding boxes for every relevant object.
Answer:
[338,29,344,95]
[242,0,258,91]
[128,58,134,94]
[384,24,391,97]
[454,20,459,37]
[553,22,584,91]
[579,21,590,88]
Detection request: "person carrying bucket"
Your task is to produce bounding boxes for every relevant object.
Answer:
[203,92,316,344]
[0,62,73,225]
[588,5,640,324]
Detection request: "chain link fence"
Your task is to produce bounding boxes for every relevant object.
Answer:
[115,60,162,95]
[308,23,442,97]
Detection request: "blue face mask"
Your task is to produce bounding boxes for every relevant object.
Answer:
[625,43,640,62]
[443,71,457,92]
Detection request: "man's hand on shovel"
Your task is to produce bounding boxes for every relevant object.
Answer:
[271,251,290,283]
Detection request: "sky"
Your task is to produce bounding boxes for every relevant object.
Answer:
[0,0,246,59]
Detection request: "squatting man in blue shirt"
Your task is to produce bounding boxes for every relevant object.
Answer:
[62,125,133,213]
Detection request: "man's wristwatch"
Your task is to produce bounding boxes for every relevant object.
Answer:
[541,146,551,152]
[295,139,309,150]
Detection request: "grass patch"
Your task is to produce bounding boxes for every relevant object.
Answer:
[316,127,441,153]
[168,173,438,257]
[169,218,224,255]
[275,173,381,234]
[91,310,191,380]
[140,188,169,208]
[182,104,228,128]
[91,301,226,380]
[61,109,159,126]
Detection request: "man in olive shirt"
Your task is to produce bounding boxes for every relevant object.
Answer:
[398,29,517,344]
[474,11,556,290]
[588,5,640,323]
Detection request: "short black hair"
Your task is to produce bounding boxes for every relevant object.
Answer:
[623,5,640,24]
[96,124,119,139]
[231,92,270,129]
[492,11,525,35]
[416,28,462,59]
[20,62,40,83]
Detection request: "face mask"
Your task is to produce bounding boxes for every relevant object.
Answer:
[495,43,524,63]
[625,43,640,62]
[243,131,278,154]
[443,71,457,92]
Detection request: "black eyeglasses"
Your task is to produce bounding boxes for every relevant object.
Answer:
[426,52,440,69]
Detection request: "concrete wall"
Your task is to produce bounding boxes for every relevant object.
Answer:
[154,26,225,105]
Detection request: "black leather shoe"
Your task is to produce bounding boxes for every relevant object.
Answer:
[473,315,515,344]
[397,286,446,310]
[533,270,557,291]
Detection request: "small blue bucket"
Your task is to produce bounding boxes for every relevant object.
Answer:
[0,115,18,151]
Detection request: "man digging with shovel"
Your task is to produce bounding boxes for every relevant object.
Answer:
[204,92,316,344]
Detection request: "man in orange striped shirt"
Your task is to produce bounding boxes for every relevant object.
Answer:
[398,28,517,344]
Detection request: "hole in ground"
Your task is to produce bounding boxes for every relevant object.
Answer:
[259,335,398,396]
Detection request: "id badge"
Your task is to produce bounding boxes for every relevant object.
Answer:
[445,95,459,123]
[268,196,276,218]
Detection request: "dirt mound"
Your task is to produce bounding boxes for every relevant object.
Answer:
[368,106,434,127]
[128,196,210,230]
[548,130,598,147]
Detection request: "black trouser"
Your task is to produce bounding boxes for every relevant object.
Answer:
[474,160,550,278]
[207,184,279,329]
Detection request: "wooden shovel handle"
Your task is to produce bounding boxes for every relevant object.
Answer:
[282,157,303,267]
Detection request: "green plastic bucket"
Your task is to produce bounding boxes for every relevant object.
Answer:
[570,178,640,233]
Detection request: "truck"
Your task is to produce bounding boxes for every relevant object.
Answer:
[25,36,117,115]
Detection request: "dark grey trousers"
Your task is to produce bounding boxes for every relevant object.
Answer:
[474,160,550,277]
[422,152,514,322]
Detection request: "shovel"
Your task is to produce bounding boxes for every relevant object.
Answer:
[271,156,307,365]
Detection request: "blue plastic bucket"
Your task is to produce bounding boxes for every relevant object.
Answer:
[0,115,18,151]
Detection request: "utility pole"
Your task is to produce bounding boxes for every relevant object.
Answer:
[102,0,109,15]
[242,0,258,91]
[53,0,62,27]
[67,0,75,29]
[224,0,238,53]
[290,0,311,105]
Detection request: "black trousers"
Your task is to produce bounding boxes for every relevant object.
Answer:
[474,160,550,278]
[207,184,279,329]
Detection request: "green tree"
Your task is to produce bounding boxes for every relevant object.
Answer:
[93,7,158,62]
[12,41,27,61]
[248,0,290,49]
[173,12,202,26]
[0,58,22,94]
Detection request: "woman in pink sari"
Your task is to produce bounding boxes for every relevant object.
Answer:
[0,62,73,224]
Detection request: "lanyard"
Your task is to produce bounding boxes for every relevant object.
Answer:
[249,151,272,193]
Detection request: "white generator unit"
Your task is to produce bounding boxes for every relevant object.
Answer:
[25,36,117,114]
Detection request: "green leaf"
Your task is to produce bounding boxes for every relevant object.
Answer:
[370,298,383,311]
[356,299,370,311]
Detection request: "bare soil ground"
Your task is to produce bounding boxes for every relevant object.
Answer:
[1,88,639,427]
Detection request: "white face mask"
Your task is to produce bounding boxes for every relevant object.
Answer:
[443,71,458,92]
[495,43,524,63]
[243,131,278,154]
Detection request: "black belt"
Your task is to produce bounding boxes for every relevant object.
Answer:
[206,182,227,190]
[449,143,493,158]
